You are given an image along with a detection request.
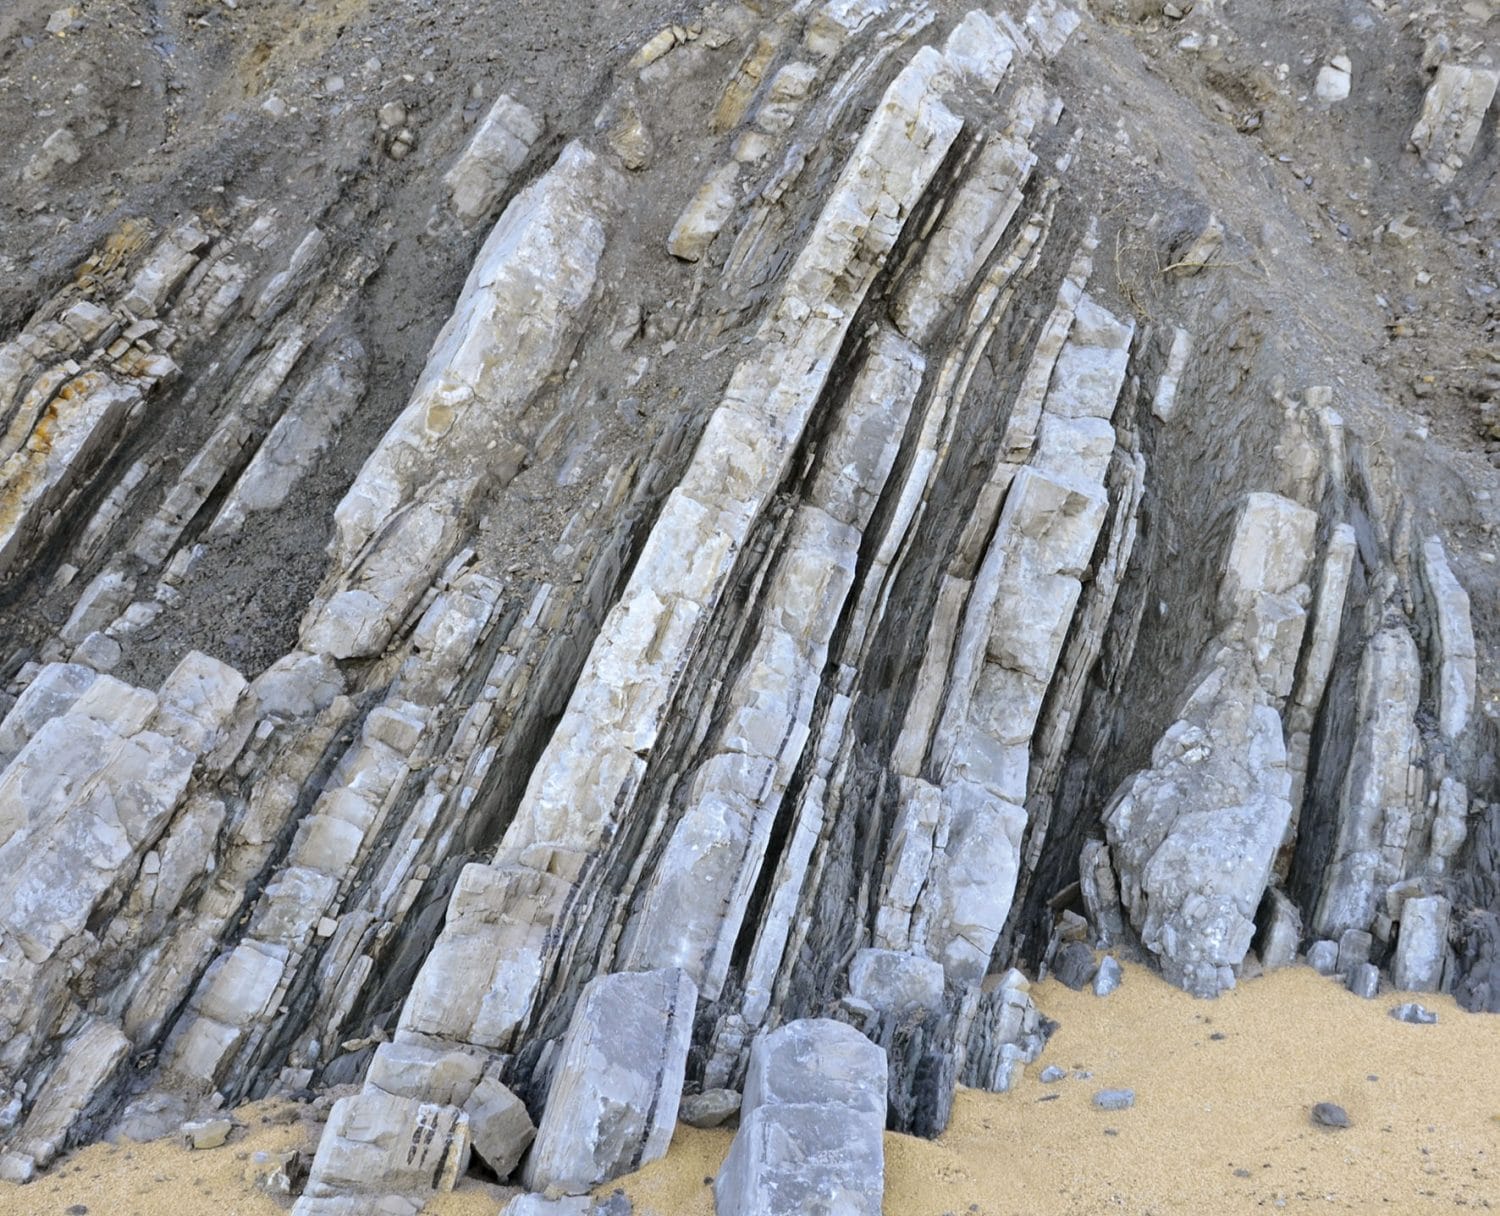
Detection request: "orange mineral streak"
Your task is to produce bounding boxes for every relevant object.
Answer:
[0,370,110,543]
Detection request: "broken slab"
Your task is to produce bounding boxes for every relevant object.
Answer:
[1410,64,1499,182]
[715,1019,887,1216]
[445,94,544,221]
[1391,895,1451,993]
[523,969,695,1194]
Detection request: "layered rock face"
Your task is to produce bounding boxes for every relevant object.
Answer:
[0,0,1498,1209]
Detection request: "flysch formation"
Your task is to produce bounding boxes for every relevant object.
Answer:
[0,0,1497,1212]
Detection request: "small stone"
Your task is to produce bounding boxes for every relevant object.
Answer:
[1311,1102,1350,1129]
[679,1089,741,1129]
[1093,1089,1135,1111]
[1348,963,1380,999]
[74,631,122,672]
[1315,55,1352,103]
[261,95,288,119]
[1092,956,1123,997]
[46,7,77,34]
[181,1117,233,1149]
[1306,940,1339,975]
[378,100,407,129]
[324,75,345,94]
[1052,941,1098,991]
[1039,1066,1067,1083]
[1390,1002,1438,1025]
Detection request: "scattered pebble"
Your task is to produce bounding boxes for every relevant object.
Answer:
[1093,1089,1135,1111]
[1391,1002,1438,1025]
[1093,955,1123,997]
[1311,1102,1350,1129]
[1040,1065,1067,1084]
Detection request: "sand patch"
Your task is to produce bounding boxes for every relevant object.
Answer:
[1,964,1495,1215]
[615,962,1500,1215]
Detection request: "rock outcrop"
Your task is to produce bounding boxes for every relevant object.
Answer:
[0,0,1497,1210]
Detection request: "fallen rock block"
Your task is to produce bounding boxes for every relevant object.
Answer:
[1410,64,1500,183]
[524,968,695,1194]
[679,1088,741,1129]
[715,1019,887,1216]
[463,1076,535,1180]
[300,1092,469,1201]
[181,1117,233,1149]
[1391,895,1451,992]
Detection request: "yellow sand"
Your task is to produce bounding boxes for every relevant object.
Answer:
[2,963,1495,1215]
[615,962,1500,1215]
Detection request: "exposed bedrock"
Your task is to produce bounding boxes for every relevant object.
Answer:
[0,0,1497,1208]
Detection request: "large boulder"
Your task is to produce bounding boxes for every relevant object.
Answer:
[523,968,695,1194]
[715,1019,887,1216]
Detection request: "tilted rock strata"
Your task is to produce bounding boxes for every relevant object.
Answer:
[0,0,1494,1212]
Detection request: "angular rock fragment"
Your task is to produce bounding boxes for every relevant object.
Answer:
[1410,65,1499,182]
[1391,895,1450,993]
[524,969,695,1194]
[463,1076,535,1180]
[666,163,740,262]
[679,1089,741,1129]
[715,1020,887,1216]
[445,94,544,221]
[301,1092,470,1201]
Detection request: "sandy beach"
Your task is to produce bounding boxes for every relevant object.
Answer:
[3,961,1495,1215]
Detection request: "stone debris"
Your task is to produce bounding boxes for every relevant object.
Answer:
[678,1089,741,1129]
[182,1118,234,1149]
[1348,962,1381,1000]
[1314,54,1352,103]
[715,1020,887,1216]
[964,969,1049,1094]
[1107,492,1317,996]
[464,1076,535,1180]
[666,163,741,261]
[1306,940,1339,976]
[1052,941,1099,991]
[1311,1101,1350,1128]
[1093,1088,1135,1111]
[523,969,695,1194]
[246,1149,305,1196]
[445,94,545,221]
[1391,894,1451,992]
[1093,956,1123,996]
[1390,1002,1438,1025]
[1039,1065,1067,1083]
[1410,64,1499,182]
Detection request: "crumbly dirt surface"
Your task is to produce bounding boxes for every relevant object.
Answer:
[1,0,1496,686]
[615,961,1500,1215]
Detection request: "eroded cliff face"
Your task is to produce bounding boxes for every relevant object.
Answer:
[0,0,1497,1208]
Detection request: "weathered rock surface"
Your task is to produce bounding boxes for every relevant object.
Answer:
[715,1020,887,1216]
[522,969,694,1194]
